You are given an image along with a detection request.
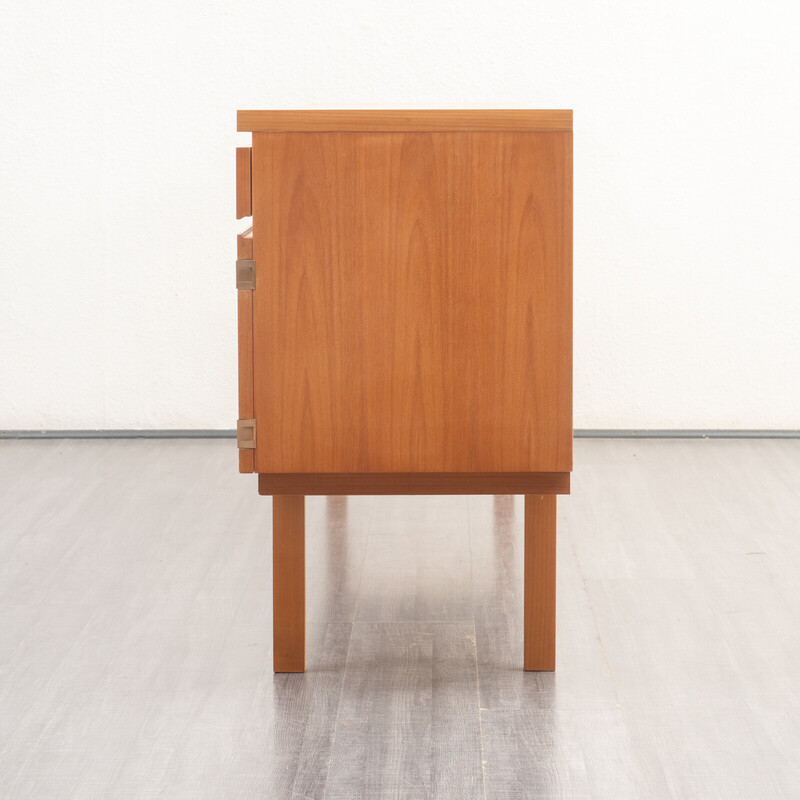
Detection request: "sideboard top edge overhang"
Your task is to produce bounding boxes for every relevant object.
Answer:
[237,109,573,133]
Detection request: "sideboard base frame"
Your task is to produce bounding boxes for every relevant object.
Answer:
[259,472,570,496]
[268,483,562,674]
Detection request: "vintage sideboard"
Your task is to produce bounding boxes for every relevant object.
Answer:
[235,110,572,672]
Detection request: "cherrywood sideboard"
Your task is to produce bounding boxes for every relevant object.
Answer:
[235,109,573,672]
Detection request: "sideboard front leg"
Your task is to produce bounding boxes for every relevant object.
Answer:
[272,495,305,672]
[524,494,557,671]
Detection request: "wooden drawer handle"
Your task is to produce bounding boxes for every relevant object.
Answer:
[236,147,251,219]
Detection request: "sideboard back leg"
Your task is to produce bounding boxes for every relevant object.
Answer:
[524,494,557,671]
[272,495,306,672]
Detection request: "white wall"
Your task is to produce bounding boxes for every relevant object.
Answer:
[1,0,799,430]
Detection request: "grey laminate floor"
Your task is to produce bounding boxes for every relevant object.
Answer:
[1,438,799,799]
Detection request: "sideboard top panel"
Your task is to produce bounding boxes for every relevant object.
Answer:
[237,109,572,133]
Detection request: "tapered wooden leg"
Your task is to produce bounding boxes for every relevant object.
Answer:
[273,495,305,672]
[524,494,556,671]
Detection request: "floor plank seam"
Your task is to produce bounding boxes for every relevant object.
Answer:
[564,515,670,795]
[567,531,620,702]
[467,498,489,800]
[320,497,372,800]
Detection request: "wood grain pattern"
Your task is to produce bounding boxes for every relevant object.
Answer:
[524,494,557,671]
[258,471,569,495]
[238,109,572,133]
[273,495,305,672]
[251,131,572,474]
[237,227,254,473]
[236,147,251,218]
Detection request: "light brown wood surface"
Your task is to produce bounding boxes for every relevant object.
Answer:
[236,147,251,218]
[251,130,572,474]
[258,472,569,495]
[524,494,557,670]
[237,227,254,473]
[236,225,253,259]
[238,109,572,132]
[272,495,305,672]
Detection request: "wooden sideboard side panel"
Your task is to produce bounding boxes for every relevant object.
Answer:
[252,131,572,474]
[237,227,255,473]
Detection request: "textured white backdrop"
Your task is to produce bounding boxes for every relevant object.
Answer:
[1,0,799,430]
